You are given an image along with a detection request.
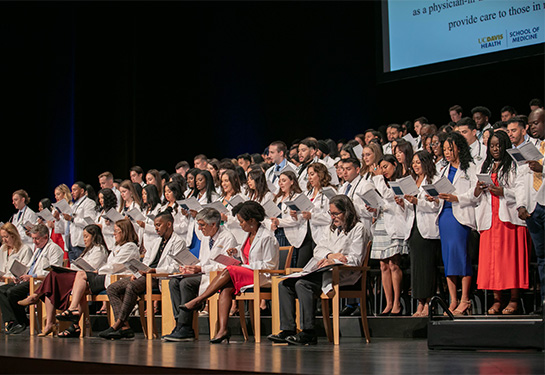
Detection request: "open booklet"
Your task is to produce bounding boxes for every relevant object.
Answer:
[476,174,495,186]
[124,259,151,278]
[507,142,544,165]
[126,208,146,222]
[226,194,248,208]
[169,249,200,266]
[321,186,337,200]
[281,257,344,279]
[203,201,229,215]
[213,254,241,266]
[284,194,314,212]
[177,197,203,212]
[37,208,56,222]
[357,189,383,209]
[262,199,281,218]
[103,208,124,222]
[389,176,420,197]
[72,257,97,272]
[53,200,73,215]
[421,176,456,197]
[10,260,28,278]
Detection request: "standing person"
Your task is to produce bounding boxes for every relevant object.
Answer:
[130,166,146,187]
[245,169,274,204]
[0,224,63,334]
[95,188,118,251]
[455,117,487,168]
[98,172,121,208]
[10,189,37,247]
[163,208,237,341]
[370,155,409,316]
[118,180,142,216]
[268,195,370,345]
[270,171,304,249]
[184,168,200,198]
[433,132,478,315]
[60,182,97,261]
[339,158,374,227]
[37,198,65,251]
[400,151,441,317]
[394,139,414,177]
[471,106,493,139]
[507,117,529,148]
[146,169,164,201]
[136,184,162,255]
[180,201,279,344]
[297,138,320,191]
[218,170,246,245]
[194,154,209,170]
[383,124,403,155]
[265,141,297,192]
[475,131,528,314]
[99,212,186,340]
[431,132,449,173]
[161,181,188,240]
[361,143,384,180]
[516,108,545,310]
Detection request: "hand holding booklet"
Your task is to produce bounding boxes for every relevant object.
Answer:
[126,208,146,222]
[169,249,200,266]
[177,197,203,212]
[226,194,247,208]
[72,257,96,272]
[388,176,419,197]
[104,208,124,223]
[422,176,456,197]
[124,259,151,278]
[213,254,241,266]
[10,260,28,278]
[37,208,56,222]
[53,200,72,215]
[282,257,343,279]
[357,189,383,209]
[476,174,495,186]
[284,194,314,212]
[506,142,544,165]
[262,199,281,218]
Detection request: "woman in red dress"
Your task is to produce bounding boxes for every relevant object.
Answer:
[474,131,528,314]
[181,201,279,343]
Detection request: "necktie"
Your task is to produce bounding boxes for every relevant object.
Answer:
[28,247,43,276]
[209,238,215,249]
[533,140,545,191]
[272,165,281,183]
[17,211,22,222]
[344,183,352,196]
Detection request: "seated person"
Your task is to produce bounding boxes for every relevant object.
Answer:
[163,207,237,341]
[98,211,186,340]
[268,194,370,345]
[180,201,279,344]
[0,223,33,286]
[18,224,109,337]
[0,224,63,335]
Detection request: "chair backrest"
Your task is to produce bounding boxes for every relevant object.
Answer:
[278,246,294,270]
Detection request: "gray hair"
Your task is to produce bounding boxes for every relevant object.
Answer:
[30,223,49,238]
[195,207,221,226]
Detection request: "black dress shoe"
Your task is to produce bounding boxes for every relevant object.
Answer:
[340,305,357,316]
[8,323,27,335]
[99,327,134,340]
[389,311,402,317]
[350,307,361,316]
[285,331,317,346]
[267,330,296,343]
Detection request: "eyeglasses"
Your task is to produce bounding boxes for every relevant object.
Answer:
[328,210,343,217]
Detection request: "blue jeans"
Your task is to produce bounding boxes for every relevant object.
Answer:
[526,203,545,306]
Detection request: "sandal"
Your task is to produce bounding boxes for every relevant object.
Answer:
[58,324,81,338]
[56,309,81,323]
[502,301,519,315]
[453,300,472,316]
[487,301,501,315]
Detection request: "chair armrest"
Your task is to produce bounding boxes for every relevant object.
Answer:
[285,268,303,274]
[148,273,170,278]
[257,269,285,275]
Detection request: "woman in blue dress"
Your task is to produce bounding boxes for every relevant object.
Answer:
[430,131,477,315]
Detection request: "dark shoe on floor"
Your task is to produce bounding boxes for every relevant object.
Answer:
[99,327,119,339]
[351,307,361,316]
[8,323,27,335]
[164,327,195,342]
[58,324,81,338]
[4,322,14,334]
[340,305,357,316]
[285,331,317,346]
[161,326,180,340]
[267,330,296,343]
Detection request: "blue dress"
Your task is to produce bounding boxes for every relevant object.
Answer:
[438,166,472,276]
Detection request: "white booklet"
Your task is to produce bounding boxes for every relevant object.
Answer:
[266,179,279,194]
[389,176,420,197]
[282,257,343,279]
[357,189,383,209]
[203,201,229,215]
[103,208,124,222]
[124,259,151,278]
[82,217,96,225]
[422,176,456,197]
[72,257,96,272]
[262,199,282,218]
[177,197,203,212]
[476,174,495,186]
[213,254,241,266]
[226,194,247,207]
[10,260,28,278]
[352,144,364,160]
[37,208,56,222]
[321,186,337,200]
[169,249,200,266]
[403,133,418,149]
[126,208,146,222]
[23,221,36,231]
[284,194,314,212]
[507,142,544,165]
[53,200,73,215]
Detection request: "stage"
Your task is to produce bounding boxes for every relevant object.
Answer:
[1,333,543,374]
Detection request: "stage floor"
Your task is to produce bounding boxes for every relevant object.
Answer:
[0,333,543,374]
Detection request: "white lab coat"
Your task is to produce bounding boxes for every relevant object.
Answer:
[142,232,186,274]
[10,206,38,247]
[0,244,33,278]
[70,245,109,271]
[238,225,279,290]
[27,240,64,277]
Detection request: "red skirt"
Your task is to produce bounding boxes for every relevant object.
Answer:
[477,186,529,290]
[226,265,254,295]
[35,270,77,311]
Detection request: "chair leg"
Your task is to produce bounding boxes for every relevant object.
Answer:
[332,292,340,345]
[208,294,218,340]
[271,277,281,335]
[360,296,371,343]
[253,298,261,343]
[146,296,155,340]
[238,300,249,341]
[321,299,333,342]
[80,300,90,337]
[192,310,199,340]
[138,300,148,339]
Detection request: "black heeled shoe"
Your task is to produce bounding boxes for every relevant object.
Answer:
[210,332,231,344]
[180,301,204,313]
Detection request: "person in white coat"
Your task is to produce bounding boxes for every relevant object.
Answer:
[474,131,529,315]
[164,208,237,341]
[95,188,118,251]
[265,141,298,193]
[0,223,33,282]
[431,132,478,316]
[369,155,409,316]
[18,224,110,337]
[10,189,37,247]
[135,184,162,255]
[218,170,247,245]
[398,151,441,317]
[99,212,186,340]
[291,162,337,267]
[455,117,486,169]
[180,201,279,344]
[268,195,370,345]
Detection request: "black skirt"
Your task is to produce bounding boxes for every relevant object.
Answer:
[86,272,107,295]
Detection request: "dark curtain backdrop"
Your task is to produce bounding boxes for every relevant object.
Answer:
[0,2,543,219]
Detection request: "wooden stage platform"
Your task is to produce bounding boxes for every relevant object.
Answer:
[1,329,543,374]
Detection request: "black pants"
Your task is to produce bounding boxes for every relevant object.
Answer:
[169,276,202,328]
[278,273,322,331]
[0,282,30,326]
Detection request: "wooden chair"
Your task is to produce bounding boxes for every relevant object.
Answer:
[160,278,200,339]
[28,276,45,335]
[320,240,372,345]
[233,246,294,343]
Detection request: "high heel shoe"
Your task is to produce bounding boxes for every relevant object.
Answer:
[210,332,231,344]
[38,325,57,337]
[452,300,472,316]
